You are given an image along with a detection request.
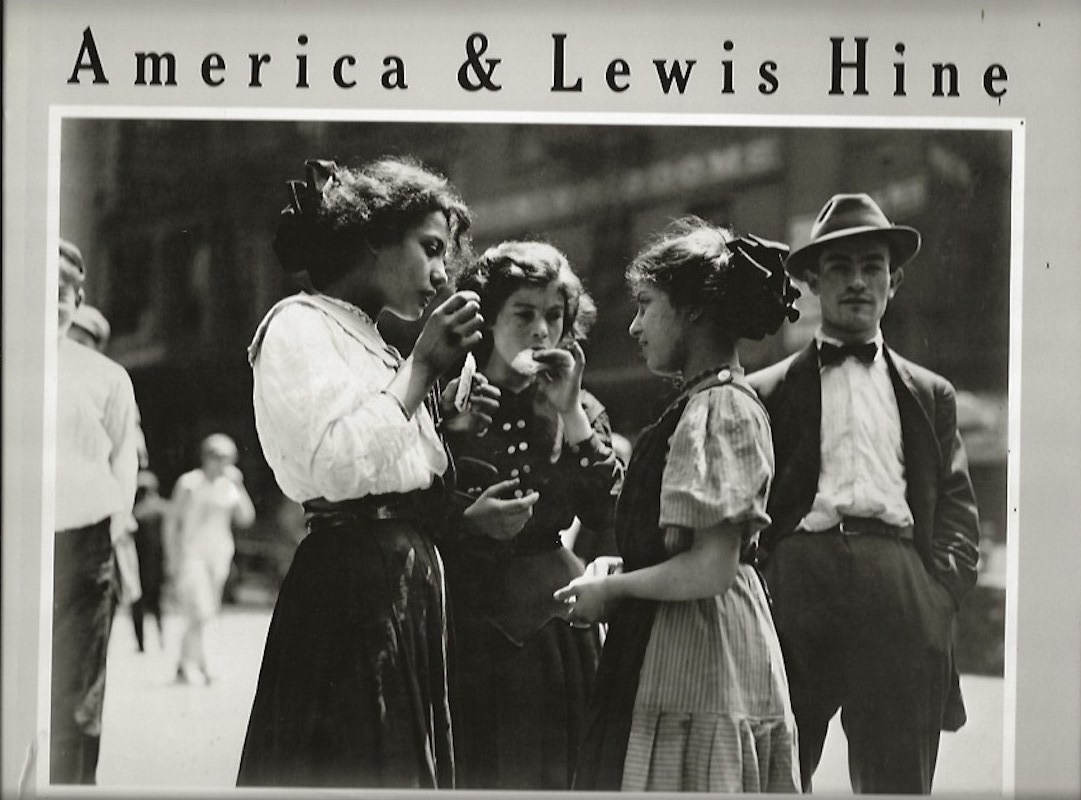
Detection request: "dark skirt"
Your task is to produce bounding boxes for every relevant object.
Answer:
[236,513,453,789]
[443,545,600,790]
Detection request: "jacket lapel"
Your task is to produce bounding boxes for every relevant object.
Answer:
[884,347,941,538]
[766,343,823,537]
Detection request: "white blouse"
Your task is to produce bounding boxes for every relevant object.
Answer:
[249,293,447,504]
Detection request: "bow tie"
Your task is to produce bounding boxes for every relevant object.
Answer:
[819,340,878,366]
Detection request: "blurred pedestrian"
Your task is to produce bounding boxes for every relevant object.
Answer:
[164,434,255,684]
[439,241,623,789]
[66,303,150,468]
[556,220,802,792]
[52,238,140,784]
[237,157,484,789]
[749,193,981,793]
[67,303,111,351]
[130,469,168,651]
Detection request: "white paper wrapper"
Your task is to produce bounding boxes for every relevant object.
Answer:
[510,349,544,376]
[453,351,477,412]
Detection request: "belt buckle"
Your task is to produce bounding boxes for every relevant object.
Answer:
[838,518,859,536]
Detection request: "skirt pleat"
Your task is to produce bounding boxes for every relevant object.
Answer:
[621,565,800,793]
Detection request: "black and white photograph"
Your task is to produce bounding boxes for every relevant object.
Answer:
[4,2,1081,799]
[41,113,1014,794]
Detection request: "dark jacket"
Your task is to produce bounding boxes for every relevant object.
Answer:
[749,341,980,729]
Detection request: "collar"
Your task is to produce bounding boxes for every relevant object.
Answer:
[677,363,745,395]
[248,292,402,368]
[815,328,885,361]
[316,293,378,328]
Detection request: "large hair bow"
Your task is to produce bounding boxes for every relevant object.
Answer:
[726,234,802,323]
[273,159,339,273]
[282,159,340,219]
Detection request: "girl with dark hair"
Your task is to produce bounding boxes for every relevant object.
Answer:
[556,218,803,793]
[439,240,623,789]
[237,157,486,789]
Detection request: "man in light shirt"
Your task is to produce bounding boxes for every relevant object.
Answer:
[750,194,980,794]
[52,239,140,784]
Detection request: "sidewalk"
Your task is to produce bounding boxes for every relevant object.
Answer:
[97,605,1006,793]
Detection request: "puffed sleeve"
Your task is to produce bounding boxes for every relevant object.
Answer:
[253,303,445,502]
[659,385,774,531]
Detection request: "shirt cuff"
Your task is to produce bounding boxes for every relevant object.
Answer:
[379,389,410,419]
[563,432,608,465]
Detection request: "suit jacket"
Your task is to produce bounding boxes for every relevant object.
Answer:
[749,342,980,731]
[749,341,980,608]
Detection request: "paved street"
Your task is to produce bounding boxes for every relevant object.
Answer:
[96,605,1005,794]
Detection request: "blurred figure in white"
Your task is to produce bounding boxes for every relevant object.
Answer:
[164,434,256,684]
[52,239,140,784]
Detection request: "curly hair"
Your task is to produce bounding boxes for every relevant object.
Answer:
[627,217,799,341]
[273,156,472,289]
[455,240,596,364]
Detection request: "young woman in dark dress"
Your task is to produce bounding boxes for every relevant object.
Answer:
[438,241,623,789]
[556,219,802,792]
[236,157,486,789]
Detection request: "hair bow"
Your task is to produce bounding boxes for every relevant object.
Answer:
[281,159,340,220]
[726,234,802,323]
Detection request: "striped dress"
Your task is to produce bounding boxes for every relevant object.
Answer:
[574,371,799,793]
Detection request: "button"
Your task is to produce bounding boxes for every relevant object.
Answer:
[510,468,520,477]
[519,442,529,451]
[523,465,531,474]
[507,445,516,454]
[513,489,524,498]
[516,420,526,429]
[580,457,590,467]
[717,367,732,383]
[502,422,512,432]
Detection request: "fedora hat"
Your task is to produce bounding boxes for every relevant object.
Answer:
[785,193,921,280]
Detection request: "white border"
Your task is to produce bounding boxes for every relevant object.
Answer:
[41,104,1024,796]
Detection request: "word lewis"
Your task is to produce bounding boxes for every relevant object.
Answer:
[549,33,778,96]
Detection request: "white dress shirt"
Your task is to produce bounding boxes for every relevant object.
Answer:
[55,336,140,531]
[799,330,914,532]
[249,293,447,504]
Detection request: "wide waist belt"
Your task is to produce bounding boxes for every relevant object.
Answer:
[809,516,914,540]
[302,493,427,525]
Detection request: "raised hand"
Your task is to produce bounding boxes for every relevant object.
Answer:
[533,341,585,414]
[463,478,540,541]
[412,291,485,379]
[441,372,502,435]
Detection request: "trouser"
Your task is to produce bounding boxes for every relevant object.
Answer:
[51,520,118,784]
[764,530,956,794]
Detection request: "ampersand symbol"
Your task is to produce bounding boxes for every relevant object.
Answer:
[457,32,502,92]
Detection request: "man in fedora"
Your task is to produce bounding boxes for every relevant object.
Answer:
[749,194,980,793]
